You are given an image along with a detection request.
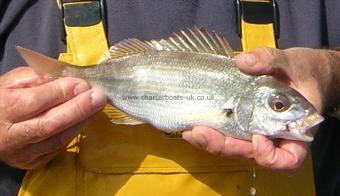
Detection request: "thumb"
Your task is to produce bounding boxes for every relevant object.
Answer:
[234,47,291,77]
[252,134,308,173]
[252,134,277,168]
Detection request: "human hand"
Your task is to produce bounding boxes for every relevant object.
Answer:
[183,47,335,173]
[0,67,107,169]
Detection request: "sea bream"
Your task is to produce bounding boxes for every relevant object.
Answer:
[16,27,324,142]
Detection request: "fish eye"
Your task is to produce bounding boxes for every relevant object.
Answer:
[268,94,290,112]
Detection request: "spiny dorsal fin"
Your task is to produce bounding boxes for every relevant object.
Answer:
[108,39,155,59]
[108,27,234,59]
[154,27,234,57]
[103,104,146,125]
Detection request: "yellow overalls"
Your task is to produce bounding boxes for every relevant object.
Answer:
[18,0,315,195]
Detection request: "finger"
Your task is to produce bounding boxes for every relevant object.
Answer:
[183,126,253,159]
[252,135,308,173]
[4,77,90,122]
[222,136,253,159]
[182,128,208,149]
[17,122,86,160]
[3,122,86,168]
[234,47,292,80]
[19,152,59,170]
[0,67,45,88]
[10,88,107,145]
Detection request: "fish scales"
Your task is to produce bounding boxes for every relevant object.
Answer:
[77,52,251,131]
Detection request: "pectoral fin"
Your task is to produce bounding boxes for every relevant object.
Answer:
[103,104,146,125]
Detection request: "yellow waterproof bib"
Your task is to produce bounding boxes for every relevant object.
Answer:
[19,1,315,195]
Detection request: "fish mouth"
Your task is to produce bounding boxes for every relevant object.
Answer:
[285,113,324,142]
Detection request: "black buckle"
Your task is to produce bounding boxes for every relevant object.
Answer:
[235,0,279,39]
[59,0,107,42]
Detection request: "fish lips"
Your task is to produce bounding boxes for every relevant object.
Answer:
[276,113,324,142]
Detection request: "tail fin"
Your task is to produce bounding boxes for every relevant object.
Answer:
[16,46,70,78]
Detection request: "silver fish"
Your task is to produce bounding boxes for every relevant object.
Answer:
[17,27,324,141]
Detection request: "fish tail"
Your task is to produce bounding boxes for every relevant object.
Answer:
[16,46,70,78]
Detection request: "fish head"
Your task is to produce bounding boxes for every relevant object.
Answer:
[248,76,324,142]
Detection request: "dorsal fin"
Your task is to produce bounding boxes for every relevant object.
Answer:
[108,39,155,59]
[108,27,234,59]
[158,27,234,57]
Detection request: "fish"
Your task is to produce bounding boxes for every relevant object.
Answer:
[16,27,324,142]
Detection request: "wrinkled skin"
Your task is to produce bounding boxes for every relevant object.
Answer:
[0,67,107,169]
[183,47,338,174]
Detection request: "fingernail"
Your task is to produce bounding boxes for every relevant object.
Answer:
[237,53,257,66]
[252,135,258,150]
[90,89,107,107]
[74,82,90,95]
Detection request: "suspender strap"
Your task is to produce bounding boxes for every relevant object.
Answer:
[56,0,109,151]
[236,0,279,51]
[57,0,108,65]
